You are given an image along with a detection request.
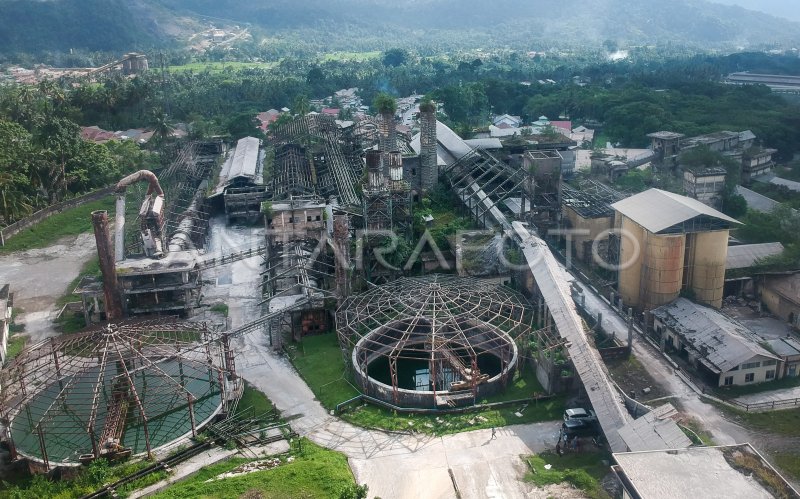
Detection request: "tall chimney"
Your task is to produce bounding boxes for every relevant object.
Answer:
[365,149,385,190]
[419,100,438,194]
[92,210,124,320]
[388,151,403,186]
[333,215,351,303]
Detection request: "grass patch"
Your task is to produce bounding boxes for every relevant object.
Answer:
[290,333,360,408]
[0,456,158,498]
[523,450,611,498]
[773,452,800,482]
[320,51,381,62]
[0,196,114,254]
[715,401,800,438]
[235,381,275,417]
[167,61,279,73]
[290,334,564,436]
[713,375,800,399]
[678,418,715,446]
[149,439,355,499]
[209,303,229,317]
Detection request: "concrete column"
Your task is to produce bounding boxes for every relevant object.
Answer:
[114,194,126,262]
[627,307,634,347]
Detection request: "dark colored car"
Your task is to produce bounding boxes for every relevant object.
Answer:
[562,418,599,438]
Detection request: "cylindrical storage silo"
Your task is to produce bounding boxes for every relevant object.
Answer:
[689,230,728,308]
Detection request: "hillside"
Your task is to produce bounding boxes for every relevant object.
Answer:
[0,0,798,57]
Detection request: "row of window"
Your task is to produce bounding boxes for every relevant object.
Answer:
[723,369,776,385]
[739,359,777,371]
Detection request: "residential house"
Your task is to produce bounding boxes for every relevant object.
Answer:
[492,114,522,128]
[652,297,782,387]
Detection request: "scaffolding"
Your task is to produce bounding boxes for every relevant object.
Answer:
[337,275,532,408]
[0,319,234,469]
[443,149,526,230]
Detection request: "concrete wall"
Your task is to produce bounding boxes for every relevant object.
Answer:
[563,207,612,263]
[759,283,800,328]
[717,355,782,386]
[687,230,729,309]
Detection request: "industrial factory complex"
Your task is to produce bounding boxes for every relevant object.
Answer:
[0,94,797,498]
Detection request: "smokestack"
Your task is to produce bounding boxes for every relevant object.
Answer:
[365,150,385,190]
[419,100,438,194]
[388,151,403,184]
[333,215,351,303]
[92,210,124,321]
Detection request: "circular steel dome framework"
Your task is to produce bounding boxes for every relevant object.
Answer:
[336,275,532,408]
[0,319,234,469]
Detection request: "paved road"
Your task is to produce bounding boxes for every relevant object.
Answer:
[569,273,753,446]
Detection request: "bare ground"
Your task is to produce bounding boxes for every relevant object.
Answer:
[0,232,97,343]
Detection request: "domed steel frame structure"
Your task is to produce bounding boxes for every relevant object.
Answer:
[0,319,235,469]
[337,275,533,408]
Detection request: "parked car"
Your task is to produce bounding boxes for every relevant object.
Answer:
[563,407,597,423]
[562,418,600,438]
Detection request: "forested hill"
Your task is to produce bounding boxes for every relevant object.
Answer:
[1,0,798,56]
[0,0,175,55]
[157,0,800,46]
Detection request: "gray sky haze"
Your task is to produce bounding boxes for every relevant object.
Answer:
[711,0,800,22]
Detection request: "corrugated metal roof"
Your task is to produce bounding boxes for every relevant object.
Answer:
[736,186,779,213]
[229,137,261,179]
[512,222,631,452]
[463,138,503,150]
[651,298,779,372]
[617,403,691,452]
[726,242,784,270]
[611,189,741,233]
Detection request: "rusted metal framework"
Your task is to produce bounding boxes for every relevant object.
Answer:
[0,319,234,469]
[443,149,526,230]
[269,114,362,206]
[336,275,533,408]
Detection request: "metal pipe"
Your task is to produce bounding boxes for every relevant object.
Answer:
[115,170,164,197]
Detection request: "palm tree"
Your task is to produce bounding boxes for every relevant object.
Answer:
[151,111,175,145]
[292,94,310,116]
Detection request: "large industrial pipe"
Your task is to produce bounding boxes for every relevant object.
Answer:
[92,210,124,320]
[168,180,207,252]
[115,170,164,197]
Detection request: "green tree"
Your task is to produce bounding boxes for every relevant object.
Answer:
[382,48,408,67]
[292,94,310,116]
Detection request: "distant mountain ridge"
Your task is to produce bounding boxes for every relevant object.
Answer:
[1,0,798,56]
